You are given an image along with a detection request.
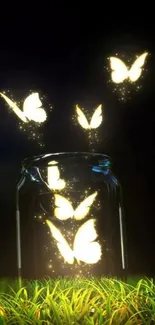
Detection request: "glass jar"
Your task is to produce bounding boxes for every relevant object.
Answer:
[17,152,127,278]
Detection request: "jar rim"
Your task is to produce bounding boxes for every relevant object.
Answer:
[22,152,111,169]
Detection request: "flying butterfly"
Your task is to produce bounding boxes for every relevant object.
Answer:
[76,104,102,129]
[47,161,66,191]
[110,52,148,84]
[0,92,47,123]
[54,192,97,220]
[46,219,102,264]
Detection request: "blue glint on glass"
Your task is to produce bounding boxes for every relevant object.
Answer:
[98,159,111,168]
[92,159,118,187]
[92,165,109,175]
[24,168,41,184]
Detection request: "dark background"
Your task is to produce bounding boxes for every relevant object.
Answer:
[0,9,154,277]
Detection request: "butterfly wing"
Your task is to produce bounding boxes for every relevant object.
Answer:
[128,52,148,82]
[23,93,47,123]
[0,93,28,123]
[73,219,102,264]
[76,105,89,129]
[46,220,74,264]
[110,57,128,83]
[47,164,65,190]
[74,191,97,220]
[54,194,74,220]
[90,105,103,129]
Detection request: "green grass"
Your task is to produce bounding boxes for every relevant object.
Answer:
[0,277,155,324]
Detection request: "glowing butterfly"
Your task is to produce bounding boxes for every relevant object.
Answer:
[76,105,102,129]
[47,161,65,190]
[46,219,101,264]
[110,52,148,83]
[54,192,97,220]
[0,92,47,123]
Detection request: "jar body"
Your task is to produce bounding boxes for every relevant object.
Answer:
[19,152,126,278]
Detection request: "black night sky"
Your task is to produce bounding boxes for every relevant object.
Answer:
[0,10,154,278]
